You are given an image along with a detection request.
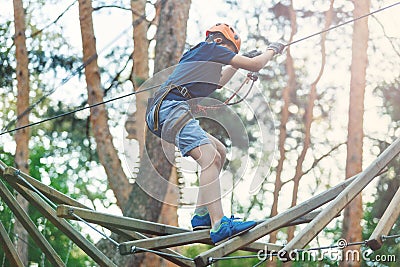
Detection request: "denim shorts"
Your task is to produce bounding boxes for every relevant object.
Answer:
[146,100,211,156]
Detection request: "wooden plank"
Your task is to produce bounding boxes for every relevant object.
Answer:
[116,229,195,267]
[367,186,400,250]
[120,229,284,254]
[0,179,65,266]
[120,230,209,254]
[4,166,88,209]
[57,204,189,236]
[3,169,118,267]
[0,221,24,267]
[280,137,400,259]
[120,210,325,253]
[1,164,193,267]
[194,173,360,266]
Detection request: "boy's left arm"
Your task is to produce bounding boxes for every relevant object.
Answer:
[218,65,238,88]
[218,49,263,88]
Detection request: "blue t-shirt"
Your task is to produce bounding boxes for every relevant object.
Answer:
[162,42,236,101]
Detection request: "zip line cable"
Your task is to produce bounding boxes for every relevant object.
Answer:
[2,24,133,132]
[285,1,400,47]
[1,2,399,137]
[0,84,160,136]
[2,10,149,132]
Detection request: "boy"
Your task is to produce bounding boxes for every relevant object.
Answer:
[146,23,284,244]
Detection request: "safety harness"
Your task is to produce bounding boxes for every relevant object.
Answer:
[148,72,258,134]
[149,84,193,132]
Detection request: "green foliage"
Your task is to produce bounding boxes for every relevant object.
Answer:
[0,145,96,266]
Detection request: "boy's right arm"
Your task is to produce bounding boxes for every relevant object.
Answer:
[230,42,285,72]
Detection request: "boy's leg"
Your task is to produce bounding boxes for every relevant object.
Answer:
[188,143,224,226]
[193,134,227,216]
[206,134,227,172]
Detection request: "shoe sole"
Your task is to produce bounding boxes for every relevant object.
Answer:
[192,226,211,231]
[214,223,256,246]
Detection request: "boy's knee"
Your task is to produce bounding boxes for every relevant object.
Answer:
[201,147,222,170]
[212,150,223,170]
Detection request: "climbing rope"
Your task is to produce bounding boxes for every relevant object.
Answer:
[2,8,149,132]
[1,2,399,137]
[204,234,400,266]
[0,83,160,137]
[194,72,258,114]
[124,233,400,266]
[12,170,121,248]
[131,246,195,262]
[284,1,400,48]
[64,240,73,265]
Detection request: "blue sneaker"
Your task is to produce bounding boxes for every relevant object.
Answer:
[210,215,256,245]
[191,213,212,230]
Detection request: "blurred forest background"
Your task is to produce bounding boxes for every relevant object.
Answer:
[0,0,399,266]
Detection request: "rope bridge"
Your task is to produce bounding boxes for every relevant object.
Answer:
[0,137,399,266]
[1,3,400,265]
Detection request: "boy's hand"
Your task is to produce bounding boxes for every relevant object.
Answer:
[267,42,285,54]
[242,49,262,58]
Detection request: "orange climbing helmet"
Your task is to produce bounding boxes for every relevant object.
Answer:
[206,23,241,53]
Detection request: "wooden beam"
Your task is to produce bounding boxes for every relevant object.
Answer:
[280,137,400,259]
[0,179,65,266]
[1,164,193,267]
[367,185,400,250]
[120,230,209,255]
[0,221,24,267]
[57,204,189,236]
[194,172,360,266]
[4,166,88,209]
[120,229,284,254]
[3,169,118,267]
[118,229,195,266]
[120,210,325,253]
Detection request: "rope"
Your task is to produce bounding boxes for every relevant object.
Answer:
[382,233,400,241]
[194,72,258,113]
[285,1,400,47]
[13,170,120,247]
[0,84,160,137]
[2,2,399,137]
[68,212,120,247]
[131,246,194,262]
[2,8,149,132]
[64,240,73,265]
[208,234,400,265]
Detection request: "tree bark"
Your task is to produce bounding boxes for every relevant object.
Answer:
[124,0,191,266]
[78,0,131,209]
[128,0,150,156]
[13,0,30,265]
[341,1,370,266]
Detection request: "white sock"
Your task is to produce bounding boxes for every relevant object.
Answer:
[194,206,208,216]
[212,219,222,231]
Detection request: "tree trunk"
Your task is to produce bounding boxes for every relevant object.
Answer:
[128,0,150,156]
[341,1,370,266]
[285,0,333,248]
[124,1,191,266]
[13,0,30,265]
[78,0,131,209]
[267,2,296,266]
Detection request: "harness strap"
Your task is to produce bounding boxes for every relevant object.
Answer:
[153,84,192,131]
